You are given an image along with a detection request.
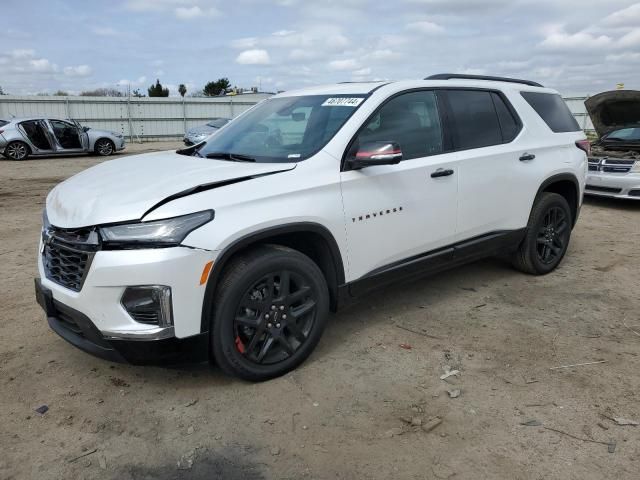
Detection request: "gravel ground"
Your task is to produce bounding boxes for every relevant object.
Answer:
[1,143,639,479]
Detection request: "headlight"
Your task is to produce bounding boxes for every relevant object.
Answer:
[100,210,213,248]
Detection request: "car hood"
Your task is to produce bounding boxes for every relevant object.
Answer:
[585,90,640,137]
[46,150,296,228]
[186,125,217,136]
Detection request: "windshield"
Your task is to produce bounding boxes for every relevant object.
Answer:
[607,127,640,141]
[195,95,367,163]
[206,118,230,128]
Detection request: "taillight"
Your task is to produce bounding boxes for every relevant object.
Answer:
[575,139,591,156]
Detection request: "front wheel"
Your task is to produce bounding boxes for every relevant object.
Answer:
[211,245,329,381]
[512,192,572,275]
[94,139,114,156]
[4,141,29,160]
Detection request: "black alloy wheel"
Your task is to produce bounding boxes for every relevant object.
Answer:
[211,245,329,381]
[535,206,569,265]
[512,192,573,275]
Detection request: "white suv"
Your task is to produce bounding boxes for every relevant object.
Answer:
[35,74,588,381]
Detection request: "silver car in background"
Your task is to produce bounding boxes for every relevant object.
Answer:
[0,117,125,160]
[183,117,230,146]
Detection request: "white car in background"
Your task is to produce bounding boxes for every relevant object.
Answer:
[35,74,587,381]
[0,117,125,160]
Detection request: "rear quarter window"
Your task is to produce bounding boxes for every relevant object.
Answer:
[0,120,8,128]
[521,92,580,133]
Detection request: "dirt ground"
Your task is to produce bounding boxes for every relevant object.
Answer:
[1,143,639,480]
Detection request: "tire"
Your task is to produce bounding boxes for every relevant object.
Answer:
[211,244,329,381]
[512,192,572,275]
[94,139,115,156]
[4,141,30,160]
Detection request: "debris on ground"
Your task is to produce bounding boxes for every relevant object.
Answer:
[381,427,405,438]
[34,405,48,415]
[186,426,195,435]
[184,399,198,407]
[447,389,461,399]
[421,417,443,433]
[270,446,281,456]
[549,360,606,370]
[177,448,198,470]
[399,343,412,350]
[613,417,639,426]
[542,426,615,453]
[68,448,97,463]
[440,366,460,381]
[98,455,107,470]
[520,419,542,427]
[597,422,609,430]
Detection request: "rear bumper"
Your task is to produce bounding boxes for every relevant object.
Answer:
[36,278,208,365]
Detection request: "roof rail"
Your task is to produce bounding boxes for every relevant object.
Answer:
[425,73,544,88]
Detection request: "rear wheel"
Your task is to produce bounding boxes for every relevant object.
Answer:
[4,141,29,160]
[512,192,572,275]
[94,139,114,156]
[211,245,329,381]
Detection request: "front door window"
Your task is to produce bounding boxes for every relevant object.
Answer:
[49,120,82,149]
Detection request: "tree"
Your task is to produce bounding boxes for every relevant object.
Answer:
[80,88,123,97]
[178,84,187,97]
[53,90,69,96]
[148,79,169,97]
[132,88,145,98]
[202,78,230,96]
[0,85,5,95]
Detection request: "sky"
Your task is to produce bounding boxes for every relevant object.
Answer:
[1,0,639,97]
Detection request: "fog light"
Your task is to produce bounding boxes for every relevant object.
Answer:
[121,286,173,327]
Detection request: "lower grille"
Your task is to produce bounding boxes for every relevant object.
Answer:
[42,226,99,292]
[585,185,622,194]
[629,190,640,197]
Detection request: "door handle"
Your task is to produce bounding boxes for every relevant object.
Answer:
[430,168,454,178]
[519,153,536,162]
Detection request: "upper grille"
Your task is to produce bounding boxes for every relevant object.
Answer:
[42,226,99,292]
[588,157,636,174]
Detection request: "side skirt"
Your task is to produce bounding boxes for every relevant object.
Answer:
[338,229,526,302]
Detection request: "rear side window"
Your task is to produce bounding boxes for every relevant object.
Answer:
[521,92,580,133]
[0,120,8,128]
[491,93,520,142]
[445,90,503,150]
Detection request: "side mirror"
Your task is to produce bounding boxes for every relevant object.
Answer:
[347,141,402,169]
[83,126,90,132]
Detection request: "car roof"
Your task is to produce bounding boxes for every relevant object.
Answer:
[3,117,75,123]
[274,79,556,98]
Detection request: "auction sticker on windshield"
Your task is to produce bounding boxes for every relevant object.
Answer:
[321,97,364,107]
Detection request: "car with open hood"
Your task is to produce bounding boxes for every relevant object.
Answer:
[0,117,125,160]
[585,90,640,200]
[35,75,587,381]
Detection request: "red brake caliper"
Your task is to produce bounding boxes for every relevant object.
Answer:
[235,336,246,354]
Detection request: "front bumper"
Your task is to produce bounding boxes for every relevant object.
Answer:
[36,279,208,364]
[116,138,126,151]
[37,244,217,364]
[585,172,640,200]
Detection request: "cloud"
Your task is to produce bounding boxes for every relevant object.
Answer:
[406,21,445,34]
[29,58,58,73]
[63,65,92,77]
[328,58,360,71]
[352,67,371,76]
[175,5,219,19]
[539,28,613,51]
[602,3,640,28]
[236,49,271,65]
[618,28,640,47]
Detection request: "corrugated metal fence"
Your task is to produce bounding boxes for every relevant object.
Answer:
[0,93,271,141]
[0,93,593,140]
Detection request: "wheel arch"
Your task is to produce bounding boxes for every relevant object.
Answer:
[534,173,581,227]
[200,222,346,333]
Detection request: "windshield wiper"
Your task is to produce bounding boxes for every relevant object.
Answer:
[205,152,256,162]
